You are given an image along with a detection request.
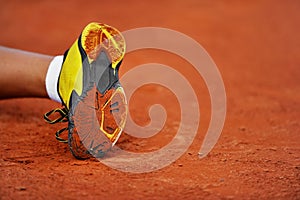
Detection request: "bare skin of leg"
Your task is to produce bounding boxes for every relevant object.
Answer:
[0,46,53,99]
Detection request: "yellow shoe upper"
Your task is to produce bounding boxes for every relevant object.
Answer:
[58,39,83,109]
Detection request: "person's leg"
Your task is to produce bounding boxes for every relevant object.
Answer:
[0,46,53,99]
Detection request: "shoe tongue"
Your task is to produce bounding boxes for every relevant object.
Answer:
[93,50,118,94]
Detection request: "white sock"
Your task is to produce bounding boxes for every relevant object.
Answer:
[45,55,64,103]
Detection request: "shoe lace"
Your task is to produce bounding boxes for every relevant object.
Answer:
[44,108,69,143]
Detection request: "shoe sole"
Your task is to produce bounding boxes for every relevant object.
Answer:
[68,23,127,159]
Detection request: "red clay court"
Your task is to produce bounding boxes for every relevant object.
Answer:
[0,1,299,199]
